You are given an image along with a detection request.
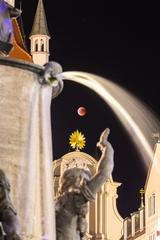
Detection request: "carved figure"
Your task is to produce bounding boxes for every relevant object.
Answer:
[0,169,21,240]
[55,128,114,240]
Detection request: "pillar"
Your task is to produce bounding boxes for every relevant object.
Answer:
[131,213,136,237]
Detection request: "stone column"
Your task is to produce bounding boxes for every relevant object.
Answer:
[0,57,63,240]
[104,185,108,236]
[123,218,128,240]
[131,213,136,237]
[139,207,144,231]
[95,189,105,239]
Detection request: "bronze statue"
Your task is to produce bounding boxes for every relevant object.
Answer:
[0,169,21,240]
[0,0,21,55]
[55,128,114,240]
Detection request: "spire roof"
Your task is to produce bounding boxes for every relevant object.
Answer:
[30,0,50,37]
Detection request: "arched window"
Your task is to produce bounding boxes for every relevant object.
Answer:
[40,39,45,52]
[35,39,38,52]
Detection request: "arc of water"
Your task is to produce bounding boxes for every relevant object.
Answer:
[62,71,159,168]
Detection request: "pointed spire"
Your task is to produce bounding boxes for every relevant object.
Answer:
[30,0,50,37]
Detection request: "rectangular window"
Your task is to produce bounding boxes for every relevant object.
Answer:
[148,194,155,217]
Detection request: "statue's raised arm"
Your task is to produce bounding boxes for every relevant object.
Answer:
[87,128,114,196]
[55,129,114,239]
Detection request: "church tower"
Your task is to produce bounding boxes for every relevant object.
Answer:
[122,137,160,240]
[30,0,50,66]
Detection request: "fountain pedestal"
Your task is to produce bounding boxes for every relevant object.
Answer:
[0,57,61,239]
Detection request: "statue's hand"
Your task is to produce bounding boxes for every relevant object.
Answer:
[96,128,110,151]
[88,129,114,195]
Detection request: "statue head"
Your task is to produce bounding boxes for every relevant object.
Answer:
[0,169,10,201]
[59,167,91,194]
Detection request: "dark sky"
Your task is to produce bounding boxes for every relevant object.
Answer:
[20,0,160,218]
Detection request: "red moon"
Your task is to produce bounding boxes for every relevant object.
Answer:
[77,107,87,116]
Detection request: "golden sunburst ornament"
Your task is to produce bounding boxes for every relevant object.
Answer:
[69,130,86,151]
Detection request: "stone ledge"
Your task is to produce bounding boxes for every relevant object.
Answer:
[0,56,43,74]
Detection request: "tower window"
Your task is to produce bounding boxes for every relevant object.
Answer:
[40,39,45,52]
[148,194,155,217]
[35,40,38,52]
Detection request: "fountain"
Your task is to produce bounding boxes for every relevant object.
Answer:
[0,3,159,237]
[0,57,63,239]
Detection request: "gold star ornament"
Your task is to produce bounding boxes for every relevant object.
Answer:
[69,130,86,151]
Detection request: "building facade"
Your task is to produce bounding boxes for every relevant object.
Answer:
[122,141,160,240]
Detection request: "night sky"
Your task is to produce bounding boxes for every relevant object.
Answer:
[21,0,160,218]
